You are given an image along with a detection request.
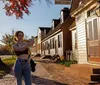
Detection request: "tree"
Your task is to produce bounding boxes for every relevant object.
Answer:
[1,33,13,51]
[1,0,52,19]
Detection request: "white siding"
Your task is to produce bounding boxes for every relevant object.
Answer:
[42,31,63,56]
[37,29,41,44]
[50,49,55,56]
[37,29,41,53]
[72,30,78,60]
[76,12,88,64]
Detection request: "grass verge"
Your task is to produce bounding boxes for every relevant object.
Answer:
[56,60,77,67]
[2,56,16,66]
[0,56,16,77]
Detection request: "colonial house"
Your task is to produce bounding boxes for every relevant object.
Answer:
[70,0,100,64]
[41,7,74,59]
[37,27,51,54]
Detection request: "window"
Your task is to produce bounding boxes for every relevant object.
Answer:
[45,41,48,50]
[58,34,62,48]
[50,39,52,49]
[88,21,93,40]
[87,9,95,17]
[52,38,55,49]
[45,42,46,50]
[75,32,77,49]
[87,18,98,40]
[42,43,44,50]
[93,19,98,40]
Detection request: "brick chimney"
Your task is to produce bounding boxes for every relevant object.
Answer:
[60,7,70,23]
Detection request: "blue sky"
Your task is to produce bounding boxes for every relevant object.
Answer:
[0,0,70,44]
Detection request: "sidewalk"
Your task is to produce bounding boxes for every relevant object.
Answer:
[33,57,100,85]
[0,62,56,85]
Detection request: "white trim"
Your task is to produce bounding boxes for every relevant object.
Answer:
[69,26,76,31]
[71,0,96,17]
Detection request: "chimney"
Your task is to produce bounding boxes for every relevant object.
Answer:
[60,7,70,23]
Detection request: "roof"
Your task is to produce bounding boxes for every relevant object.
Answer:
[69,21,76,31]
[35,36,38,38]
[61,7,69,11]
[43,23,62,40]
[39,27,51,31]
[70,0,88,15]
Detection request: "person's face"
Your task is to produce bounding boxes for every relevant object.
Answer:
[17,32,24,41]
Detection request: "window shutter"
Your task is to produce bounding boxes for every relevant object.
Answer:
[88,21,93,40]
[93,18,98,40]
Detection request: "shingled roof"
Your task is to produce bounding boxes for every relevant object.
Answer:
[70,0,88,14]
[43,23,62,40]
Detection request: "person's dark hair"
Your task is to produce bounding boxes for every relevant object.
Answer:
[14,31,24,41]
[15,31,24,38]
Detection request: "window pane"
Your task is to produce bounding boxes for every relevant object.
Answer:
[93,18,98,40]
[88,21,93,40]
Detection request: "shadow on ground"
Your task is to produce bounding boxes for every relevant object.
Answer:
[33,58,55,64]
[31,75,68,85]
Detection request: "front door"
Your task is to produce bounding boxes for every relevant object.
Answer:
[86,16,100,62]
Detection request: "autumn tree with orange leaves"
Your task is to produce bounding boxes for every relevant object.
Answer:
[1,0,52,19]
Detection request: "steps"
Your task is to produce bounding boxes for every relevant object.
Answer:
[64,64,100,84]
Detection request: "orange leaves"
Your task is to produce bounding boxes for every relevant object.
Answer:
[4,0,32,19]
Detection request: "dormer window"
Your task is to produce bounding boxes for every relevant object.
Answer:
[87,8,95,17]
[52,19,60,30]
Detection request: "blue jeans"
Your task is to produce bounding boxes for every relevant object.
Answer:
[14,58,32,85]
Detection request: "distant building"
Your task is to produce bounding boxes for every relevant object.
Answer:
[41,7,74,59]
[37,27,51,54]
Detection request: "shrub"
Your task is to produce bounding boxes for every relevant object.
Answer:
[56,60,77,67]
[0,46,12,55]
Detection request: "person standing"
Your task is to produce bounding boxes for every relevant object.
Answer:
[13,31,34,85]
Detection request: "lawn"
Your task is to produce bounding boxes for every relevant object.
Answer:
[2,56,16,66]
[0,56,16,77]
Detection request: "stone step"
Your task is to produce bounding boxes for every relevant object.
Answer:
[93,68,100,74]
[91,74,100,82]
[88,81,99,85]
[64,64,100,83]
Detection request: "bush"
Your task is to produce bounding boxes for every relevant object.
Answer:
[56,60,77,67]
[0,46,12,55]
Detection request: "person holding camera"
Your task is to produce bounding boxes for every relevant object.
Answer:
[13,31,34,85]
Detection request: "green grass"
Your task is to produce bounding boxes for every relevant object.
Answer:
[0,56,16,77]
[56,60,77,67]
[2,56,16,66]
